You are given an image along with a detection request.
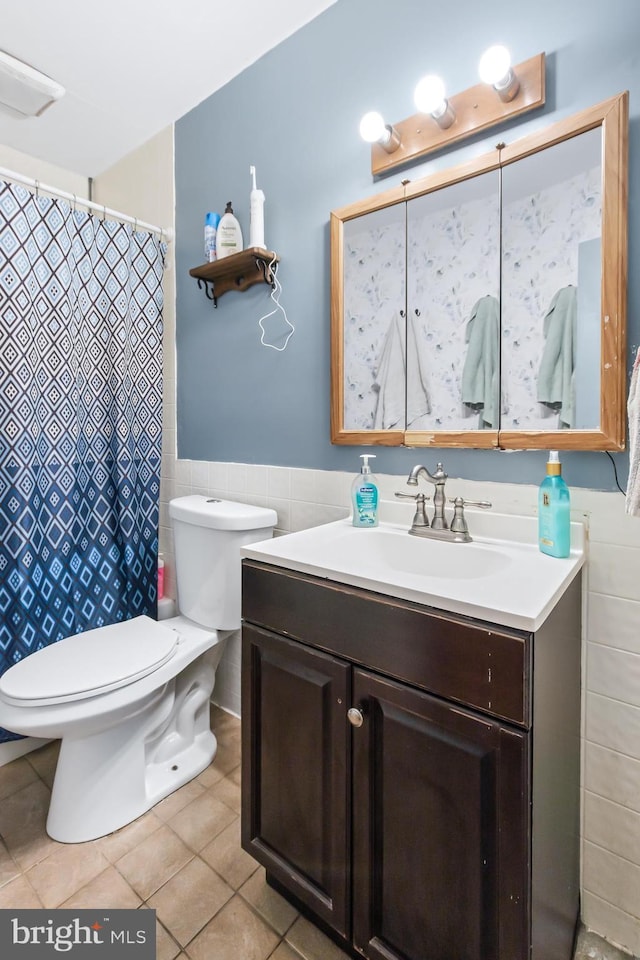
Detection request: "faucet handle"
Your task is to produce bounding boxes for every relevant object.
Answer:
[395,491,430,528]
[447,497,492,540]
[449,498,492,509]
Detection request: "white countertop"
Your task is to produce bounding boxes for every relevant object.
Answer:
[242,505,585,632]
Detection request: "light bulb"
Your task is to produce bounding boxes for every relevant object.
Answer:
[359,111,401,153]
[479,45,512,86]
[359,111,387,144]
[413,75,447,115]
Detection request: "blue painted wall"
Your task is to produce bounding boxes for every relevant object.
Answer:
[175,0,640,490]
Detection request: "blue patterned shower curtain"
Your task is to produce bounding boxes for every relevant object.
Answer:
[0,182,164,741]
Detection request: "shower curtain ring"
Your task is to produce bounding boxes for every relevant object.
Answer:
[102,205,106,221]
[72,194,77,212]
[35,180,40,198]
[133,217,138,234]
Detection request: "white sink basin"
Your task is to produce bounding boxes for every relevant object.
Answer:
[242,512,585,631]
[302,525,511,581]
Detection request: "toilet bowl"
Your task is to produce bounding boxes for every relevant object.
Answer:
[0,496,276,843]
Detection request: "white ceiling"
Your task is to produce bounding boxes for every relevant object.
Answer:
[0,0,337,177]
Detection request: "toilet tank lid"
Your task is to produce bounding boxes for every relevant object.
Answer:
[169,495,277,531]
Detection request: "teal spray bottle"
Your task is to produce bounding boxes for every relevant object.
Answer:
[538,451,571,558]
[351,455,379,527]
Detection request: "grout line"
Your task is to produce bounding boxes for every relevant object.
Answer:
[586,739,640,767]
[583,836,640,874]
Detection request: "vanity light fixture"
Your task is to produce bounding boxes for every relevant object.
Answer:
[413,75,456,130]
[359,111,401,153]
[478,45,520,102]
[364,51,545,176]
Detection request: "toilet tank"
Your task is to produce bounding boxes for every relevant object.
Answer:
[169,496,277,631]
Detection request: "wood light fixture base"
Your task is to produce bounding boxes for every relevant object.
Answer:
[371,53,546,176]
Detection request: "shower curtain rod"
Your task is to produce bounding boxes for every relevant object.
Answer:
[0,164,174,242]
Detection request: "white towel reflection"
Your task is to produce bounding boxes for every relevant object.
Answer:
[373,312,430,429]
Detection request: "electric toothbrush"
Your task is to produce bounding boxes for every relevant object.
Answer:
[249,165,265,249]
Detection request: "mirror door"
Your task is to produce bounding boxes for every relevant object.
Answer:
[496,95,627,449]
[500,128,603,434]
[342,202,407,434]
[404,169,500,446]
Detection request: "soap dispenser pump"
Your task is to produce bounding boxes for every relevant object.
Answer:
[351,454,379,527]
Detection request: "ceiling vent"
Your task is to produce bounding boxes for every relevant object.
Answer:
[0,50,65,119]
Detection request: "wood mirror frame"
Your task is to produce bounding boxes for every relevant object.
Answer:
[330,93,628,450]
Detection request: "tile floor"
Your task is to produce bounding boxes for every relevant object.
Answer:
[0,706,351,960]
[0,706,634,960]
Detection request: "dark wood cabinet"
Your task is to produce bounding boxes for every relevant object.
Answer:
[241,560,582,960]
[351,669,528,960]
[241,624,351,935]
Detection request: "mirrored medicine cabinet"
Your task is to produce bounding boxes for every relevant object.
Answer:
[330,93,628,450]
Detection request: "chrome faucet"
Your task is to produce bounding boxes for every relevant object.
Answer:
[396,463,492,542]
[406,462,448,529]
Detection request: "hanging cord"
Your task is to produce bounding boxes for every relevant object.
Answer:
[605,450,626,495]
[258,254,295,352]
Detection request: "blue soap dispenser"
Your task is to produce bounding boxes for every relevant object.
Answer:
[538,450,571,558]
[352,454,379,527]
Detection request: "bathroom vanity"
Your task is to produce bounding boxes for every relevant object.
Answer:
[240,515,584,960]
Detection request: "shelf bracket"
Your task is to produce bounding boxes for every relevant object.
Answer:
[256,256,278,289]
[197,277,218,306]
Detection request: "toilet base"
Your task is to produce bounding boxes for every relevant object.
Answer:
[46,641,224,843]
[46,726,218,843]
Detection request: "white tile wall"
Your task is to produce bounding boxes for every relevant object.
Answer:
[159,459,640,956]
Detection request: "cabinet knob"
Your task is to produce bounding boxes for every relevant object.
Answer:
[347,707,364,728]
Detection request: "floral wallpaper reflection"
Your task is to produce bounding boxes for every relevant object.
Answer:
[342,165,601,434]
[343,191,499,432]
[501,166,601,430]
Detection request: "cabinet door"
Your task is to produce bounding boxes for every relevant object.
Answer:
[351,669,529,960]
[241,625,351,936]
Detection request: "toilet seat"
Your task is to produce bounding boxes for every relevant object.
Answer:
[0,616,179,707]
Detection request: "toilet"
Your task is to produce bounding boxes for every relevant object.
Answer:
[0,495,276,843]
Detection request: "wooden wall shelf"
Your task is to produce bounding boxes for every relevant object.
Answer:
[190,248,279,306]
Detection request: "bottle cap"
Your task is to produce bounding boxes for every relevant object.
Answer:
[360,454,376,474]
[205,212,220,227]
[225,201,234,214]
[547,450,561,475]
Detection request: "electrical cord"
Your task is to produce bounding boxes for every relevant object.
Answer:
[258,255,294,352]
[605,450,626,495]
